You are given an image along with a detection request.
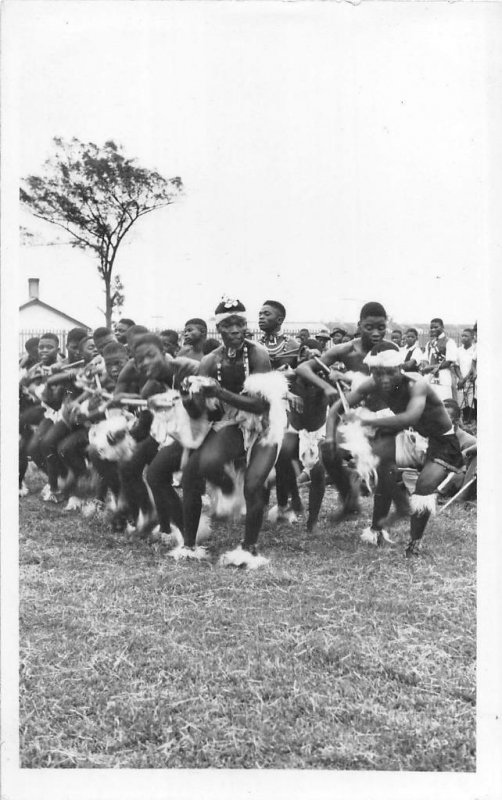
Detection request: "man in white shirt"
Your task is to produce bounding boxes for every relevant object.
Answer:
[401,328,424,373]
[420,318,458,401]
[454,328,476,423]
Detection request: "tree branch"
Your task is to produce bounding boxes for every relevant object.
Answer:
[28,212,101,253]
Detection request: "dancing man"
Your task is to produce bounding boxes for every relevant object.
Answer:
[176,298,288,567]
[258,299,303,521]
[297,301,390,519]
[324,343,464,556]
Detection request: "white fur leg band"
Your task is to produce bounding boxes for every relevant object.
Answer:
[410,493,437,516]
[218,546,269,570]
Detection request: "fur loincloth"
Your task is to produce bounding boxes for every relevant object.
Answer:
[149,390,212,451]
[336,408,380,489]
[88,411,137,463]
[236,371,289,457]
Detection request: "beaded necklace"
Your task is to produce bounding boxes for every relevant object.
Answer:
[260,331,286,359]
[216,342,250,388]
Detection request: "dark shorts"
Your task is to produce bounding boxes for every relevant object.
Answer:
[426,433,464,473]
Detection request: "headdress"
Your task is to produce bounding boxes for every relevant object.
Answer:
[214,296,247,325]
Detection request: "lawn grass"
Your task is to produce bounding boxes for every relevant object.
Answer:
[19,470,476,769]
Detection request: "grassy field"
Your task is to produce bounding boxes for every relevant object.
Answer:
[19,470,476,770]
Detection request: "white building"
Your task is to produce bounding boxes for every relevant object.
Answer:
[19,279,90,331]
[19,279,90,354]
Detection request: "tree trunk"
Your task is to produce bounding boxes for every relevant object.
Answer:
[104,273,113,328]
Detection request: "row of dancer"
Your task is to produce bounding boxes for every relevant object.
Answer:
[19,298,473,566]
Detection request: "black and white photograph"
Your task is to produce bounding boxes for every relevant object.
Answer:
[1,1,501,798]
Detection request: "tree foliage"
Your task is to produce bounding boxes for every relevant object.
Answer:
[20,138,183,325]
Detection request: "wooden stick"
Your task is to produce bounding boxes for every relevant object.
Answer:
[313,355,350,413]
[119,398,148,408]
[335,381,350,414]
[313,356,331,376]
[60,359,84,370]
[437,471,457,493]
[439,477,477,512]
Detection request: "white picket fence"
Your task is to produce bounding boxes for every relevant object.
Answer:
[19,327,460,356]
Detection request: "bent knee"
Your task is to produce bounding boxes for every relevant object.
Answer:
[198,453,225,480]
[310,463,325,482]
[415,476,442,495]
[244,477,268,499]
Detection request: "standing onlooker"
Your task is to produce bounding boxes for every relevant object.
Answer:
[390,329,403,348]
[314,327,331,353]
[177,318,208,362]
[19,337,40,370]
[401,328,424,373]
[420,318,458,401]
[160,329,180,357]
[297,328,311,347]
[454,328,476,424]
[297,328,318,351]
[330,327,346,346]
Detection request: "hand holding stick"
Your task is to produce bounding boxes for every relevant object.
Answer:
[313,357,350,413]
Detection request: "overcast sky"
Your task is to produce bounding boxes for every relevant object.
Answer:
[7,1,500,329]
[3,7,502,796]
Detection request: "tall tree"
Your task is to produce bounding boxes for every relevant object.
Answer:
[20,138,183,326]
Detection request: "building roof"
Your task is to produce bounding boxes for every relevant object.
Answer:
[19,298,90,329]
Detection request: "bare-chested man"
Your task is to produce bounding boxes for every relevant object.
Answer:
[296,301,389,518]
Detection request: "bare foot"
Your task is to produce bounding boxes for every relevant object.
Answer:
[378,503,409,530]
